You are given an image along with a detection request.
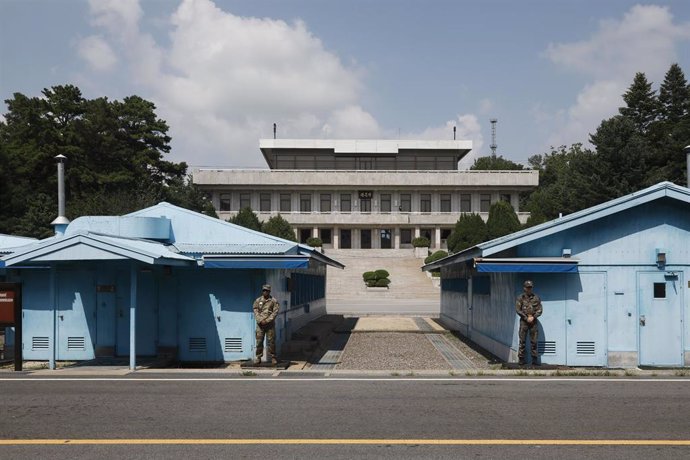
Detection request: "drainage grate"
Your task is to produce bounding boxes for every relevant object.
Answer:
[577,341,596,355]
[224,337,242,353]
[413,317,435,332]
[32,337,49,350]
[310,333,350,370]
[67,337,85,350]
[537,341,556,355]
[426,334,477,370]
[189,337,207,353]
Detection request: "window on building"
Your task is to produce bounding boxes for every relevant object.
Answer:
[441,229,452,241]
[421,228,433,241]
[380,194,391,213]
[360,199,371,212]
[480,194,491,212]
[653,282,666,299]
[239,192,251,210]
[400,194,411,212]
[260,193,271,212]
[500,193,511,203]
[380,229,392,249]
[400,229,412,245]
[320,228,332,244]
[440,193,451,212]
[340,229,352,248]
[340,194,352,212]
[320,194,331,212]
[280,193,292,212]
[220,193,232,211]
[460,193,471,212]
[420,194,432,213]
[300,194,312,212]
[299,228,311,244]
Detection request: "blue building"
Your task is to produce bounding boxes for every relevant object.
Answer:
[423,182,690,368]
[0,203,342,369]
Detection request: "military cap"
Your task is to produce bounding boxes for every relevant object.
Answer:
[523,280,534,288]
[262,284,271,291]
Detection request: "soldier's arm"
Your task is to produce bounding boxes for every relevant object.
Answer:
[253,299,265,323]
[515,297,525,319]
[266,298,280,323]
[534,296,543,318]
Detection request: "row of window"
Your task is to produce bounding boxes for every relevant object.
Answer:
[220,192,511,213]
[441,276,490,295]
[297,227,452,248]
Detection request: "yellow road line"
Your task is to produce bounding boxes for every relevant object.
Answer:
[1,439,690,446]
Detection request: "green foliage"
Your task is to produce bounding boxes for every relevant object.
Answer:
[306,237,322,247]
[375,278,391,287]
[362,271,377,281]
[0,85,211,237]
[470,156,525,170]
[447,213,488,253]
[374,269,389,279]
[228,207,262,231]
[424,250,448,265]
[619,72,659,133]
[261,214,296,241]
[486,200,521,240]
[412,236,430,247]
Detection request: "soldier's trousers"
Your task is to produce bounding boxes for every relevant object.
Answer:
[255,322,276,359]
[518,319,539,359]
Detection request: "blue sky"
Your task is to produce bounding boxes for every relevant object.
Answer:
[1,0,689,168]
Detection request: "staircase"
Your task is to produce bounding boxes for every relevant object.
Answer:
[325,249,439,300]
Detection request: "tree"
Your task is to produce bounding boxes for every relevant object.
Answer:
[470,156,524,170]
[486,200,521,240]
[619,72,659,133]
[228,207,262,231]
[659,63,689,123]
[262,214,297,241]
[446,213,488,253]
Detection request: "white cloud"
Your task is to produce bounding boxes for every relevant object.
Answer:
[76,35,118,72]
[478,98,493,115]
[543,4,690,149]
[82,0,380,167]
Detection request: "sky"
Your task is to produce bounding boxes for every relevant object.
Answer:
[1,0,689,169]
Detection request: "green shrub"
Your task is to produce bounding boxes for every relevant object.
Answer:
[306,237,322,247]
[374,269,389,279]
[366,279,378,287]
[424,250,448,265]
[375,278,391,287]
[412,236,431,247]
[362,271,377,281]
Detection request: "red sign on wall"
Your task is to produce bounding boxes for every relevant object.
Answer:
[0,290,15,324]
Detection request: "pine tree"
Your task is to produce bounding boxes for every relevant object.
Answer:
[262,214,297,241]
[659,63,689,123]
[446,213,488,253]
[619,72,659,133]
[228,207,262,231]
[486,200,521,240]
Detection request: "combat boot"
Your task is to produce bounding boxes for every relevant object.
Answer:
[270,357,279,365]
[253,357,261,365]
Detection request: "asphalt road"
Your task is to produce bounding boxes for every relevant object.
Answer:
[1,375,689,459]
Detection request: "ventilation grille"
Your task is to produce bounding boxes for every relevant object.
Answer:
[32,337,49,350]
[224,338,242,353]
[189,337,207,353]
[537,341,556,355]
[67,337,85,350]
[577,341,596,355]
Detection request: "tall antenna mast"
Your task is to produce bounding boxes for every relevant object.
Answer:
[490,118,497,157]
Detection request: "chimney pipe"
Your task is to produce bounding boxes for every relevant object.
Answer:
[50,154,70,235]
[453,126,456,140]
[685,145,690,189]
[273,123,277,139]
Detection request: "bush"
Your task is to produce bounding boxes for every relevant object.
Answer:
[447,213,488,253]
[412,236,430,247]
[262,214,297,241]
[374,269,389,279]
[424,250,448,265]
[306,237,322,247]
[375,278,391,287]
[362,271,377,281]
[366,280,377,287]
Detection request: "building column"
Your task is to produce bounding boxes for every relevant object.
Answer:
[394,228,400,249]
[313,227,319,238]
[435,227,442,250]
[414,227,421,239]
[333,226,340,249]
[129,264,137,371]
[49,266,56,370]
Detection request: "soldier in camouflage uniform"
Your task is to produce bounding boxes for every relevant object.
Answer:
[253,284,280,365]
[515,280,543,365]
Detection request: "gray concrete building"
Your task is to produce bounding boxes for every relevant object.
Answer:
[193,139,539,250]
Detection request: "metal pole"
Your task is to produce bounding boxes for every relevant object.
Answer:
[684,145,690,189]
[57,157,65,218]
[49,267,56,370]
[129,264,137,371]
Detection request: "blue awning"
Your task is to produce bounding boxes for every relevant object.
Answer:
[474,257,578,273]
[204,257,309,269]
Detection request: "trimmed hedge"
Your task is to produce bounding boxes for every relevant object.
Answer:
[412,236,430,247]
[362,268,391,288]
[374,269,389,279]
[375,278,391,287]
[362,271,377,281]
[306,237,323,247]
[424,250,448,265]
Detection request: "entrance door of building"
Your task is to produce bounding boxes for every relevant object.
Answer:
[380,229,392,249]
[340,229,351,249]
[638,272,683,366]
[361,229,372,249]
[116,271,158,357]
[565,272,607,366]
[56,270,96,360]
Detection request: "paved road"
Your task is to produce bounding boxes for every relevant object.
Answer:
[1,375,689,459]
[327,298,440,315]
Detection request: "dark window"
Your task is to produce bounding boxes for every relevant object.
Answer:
[300,194,312,212]
[421,228,433,241]
[259,193,271,212]
[400,194,411,212]
[441,229,452,240]
[380,194,391,213]
[340,229,351,248]
[420,194,431,213]
[500,193,511,203]
[440,193,451,212]
[220,193,231,211]
[480,194,491,212]
[359,158,374,170]
[361,229,372,249]
[280,193,291,212]
[400,229,412,245]
[320,194,331,212]
[460,193,471,212]
[474,276,491,295]
[380,229,392,249]
[320,228,332,244]
[299,228,311,244]
[653,282,666,299]
[340,194,351,212]
[360,199,371,212]
[239,193,251,210]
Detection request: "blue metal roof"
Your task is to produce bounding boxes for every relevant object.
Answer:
[423,181,690,271]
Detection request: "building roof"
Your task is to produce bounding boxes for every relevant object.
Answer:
[423,181,690,271]
[0,234,39,254]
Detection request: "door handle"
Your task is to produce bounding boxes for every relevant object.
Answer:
[217,316,221,322]
[59,315,64,321]
[567,319,572,325]
[640,316,646,326]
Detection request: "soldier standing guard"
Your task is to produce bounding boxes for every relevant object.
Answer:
[253,284,280,365]
[515,280,543,365]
